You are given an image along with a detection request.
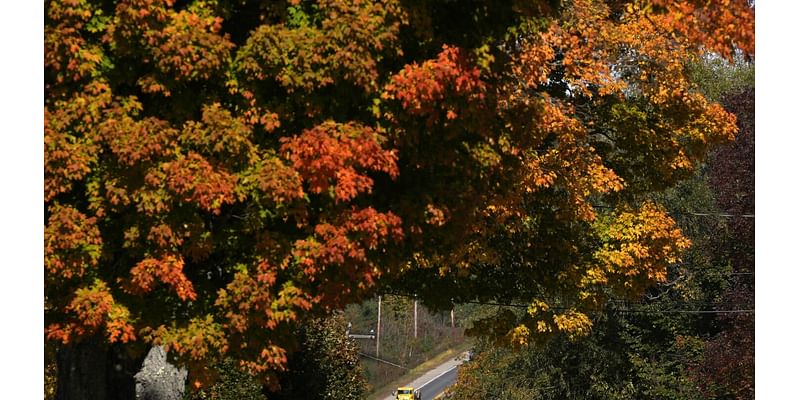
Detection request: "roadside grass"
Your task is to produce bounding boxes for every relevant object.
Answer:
[366,341,473,400]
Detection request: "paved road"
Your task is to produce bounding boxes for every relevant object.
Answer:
[415,364,459,400]
[381,353,466,400]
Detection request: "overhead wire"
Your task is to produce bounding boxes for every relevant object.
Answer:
[357,352,408,370]
[590,204,754,218]
[375,202,754,316]
[460,299,754,314]
[378,292,754,315]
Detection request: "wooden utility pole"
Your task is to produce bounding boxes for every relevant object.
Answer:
[413,296,418,339]
[376,295,381,357]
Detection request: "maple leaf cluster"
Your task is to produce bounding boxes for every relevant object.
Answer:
[383,45,487,124]
[280,121,399,202]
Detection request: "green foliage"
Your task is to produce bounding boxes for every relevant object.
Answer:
[688,54,755,103]
[186,359,267,400]
[187,314,367,400]
[448,308,705,400]
[273,314,368,400]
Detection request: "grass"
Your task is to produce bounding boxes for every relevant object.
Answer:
[366,340,473,400]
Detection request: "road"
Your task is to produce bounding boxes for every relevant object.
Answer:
[381,353,466,400]
[415,364,459,400]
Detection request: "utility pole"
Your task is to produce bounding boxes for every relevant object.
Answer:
[413,295,418,339]
[451,307,455,328]
[376,295,381,357]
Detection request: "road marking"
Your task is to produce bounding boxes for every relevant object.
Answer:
[416,364,459,391]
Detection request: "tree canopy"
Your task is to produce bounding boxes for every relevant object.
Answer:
[445,54,755,400]
[44,0,755,391]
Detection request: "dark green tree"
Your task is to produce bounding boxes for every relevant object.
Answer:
[186,314,366,400]
[272,315,368,400]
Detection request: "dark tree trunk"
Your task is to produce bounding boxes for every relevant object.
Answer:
[55,336,145,400]
[108,344,143,400]
[56,336,108,400]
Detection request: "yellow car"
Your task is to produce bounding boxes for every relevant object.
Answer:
[393,387,419,400]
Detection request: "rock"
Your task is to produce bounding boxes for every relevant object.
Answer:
[135,346,187,400]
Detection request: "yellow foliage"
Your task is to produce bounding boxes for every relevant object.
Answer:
[527,299,550,317]
[536,320,552,334]
[552,310,592,340]
[593,202,691,297]
[510,325,531,348]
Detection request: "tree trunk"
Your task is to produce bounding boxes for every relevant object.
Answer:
[55,335,145,400]
[108,344,143,400]
[56,336,108,400]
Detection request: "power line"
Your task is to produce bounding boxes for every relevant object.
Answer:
[357,352,408,370]
[591,204,754,218]
[678,212,754,218]
[381,291,752,312]
[454,299,754,315]
[608,298,752,305]
[628,309,754,314]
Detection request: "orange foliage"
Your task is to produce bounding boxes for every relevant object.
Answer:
[291,207,403,305]
[45,205,102,280]
[46,279,136,344]
[382,45,487,127]
[649,0,755,59]
[280,121,398,202]
[158,152,238,214]
[384,45,486,114]
[128,255,197,301]
[45,0,106,84]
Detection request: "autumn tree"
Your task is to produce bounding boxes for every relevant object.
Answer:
[445,53,755,400]
[46,1,408,396]
[44,0,754,397]
[383,0,753,348]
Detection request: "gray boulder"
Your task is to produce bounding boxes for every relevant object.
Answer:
[135,346,188,400]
